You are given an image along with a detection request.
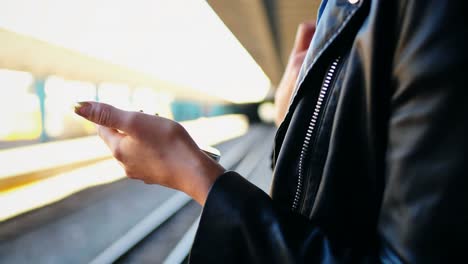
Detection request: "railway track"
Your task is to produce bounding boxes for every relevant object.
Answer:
[105,125,275,264]
[0,125,275,264]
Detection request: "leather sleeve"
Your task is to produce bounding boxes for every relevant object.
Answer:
[190,171,332,264]
[379,0,468,263]
[190,172,378,263]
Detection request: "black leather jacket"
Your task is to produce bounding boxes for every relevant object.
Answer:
[190,0,468,263]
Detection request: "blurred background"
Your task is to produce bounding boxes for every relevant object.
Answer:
[0,0,320,263]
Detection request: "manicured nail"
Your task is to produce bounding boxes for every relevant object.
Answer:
[74,102,91,117]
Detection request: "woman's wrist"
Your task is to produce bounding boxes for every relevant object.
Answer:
[184,150,226,206]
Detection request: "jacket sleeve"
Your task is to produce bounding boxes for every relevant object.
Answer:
[190,1,468,263]
[190,171,339,264]
[190,172,380,263]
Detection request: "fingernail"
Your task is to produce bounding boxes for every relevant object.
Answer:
[74,102,91,116]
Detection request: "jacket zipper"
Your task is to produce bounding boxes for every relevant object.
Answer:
[292,57,341,210]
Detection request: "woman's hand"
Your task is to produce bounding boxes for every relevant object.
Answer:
[275,22,316,126]
[74,101,225,206]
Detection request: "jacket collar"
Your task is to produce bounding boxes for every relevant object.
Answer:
[295,0,365,102]
[280,0,366,128]
[273,0,367,164]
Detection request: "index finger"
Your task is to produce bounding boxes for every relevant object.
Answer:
[74,101,136,133]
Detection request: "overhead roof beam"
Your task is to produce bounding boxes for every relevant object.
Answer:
[207,0,283,85]
[208,0,322,86]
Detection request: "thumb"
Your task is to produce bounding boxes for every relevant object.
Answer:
[74,101,133,132]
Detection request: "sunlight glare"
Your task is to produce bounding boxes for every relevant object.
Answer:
[0,69,40,140]
[0,0,271,103]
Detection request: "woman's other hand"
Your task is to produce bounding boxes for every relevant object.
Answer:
[74,101,225,206]
[275,22,315,126]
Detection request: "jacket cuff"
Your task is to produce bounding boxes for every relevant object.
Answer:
[189,171,268,263]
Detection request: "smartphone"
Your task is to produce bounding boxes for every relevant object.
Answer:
[200,145,221,162]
